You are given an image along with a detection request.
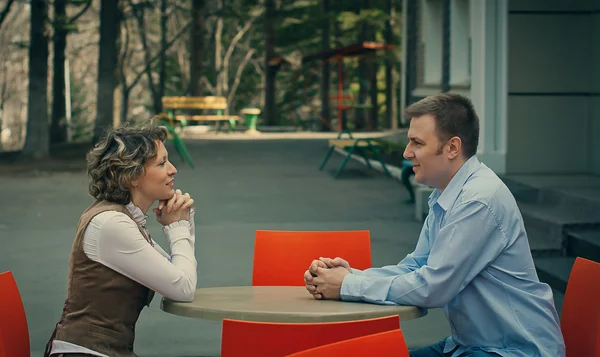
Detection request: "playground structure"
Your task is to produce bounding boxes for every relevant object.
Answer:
[271,42,396,132]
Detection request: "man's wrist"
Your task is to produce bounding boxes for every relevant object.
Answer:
[339,273,363,302]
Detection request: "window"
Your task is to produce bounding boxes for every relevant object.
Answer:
[450,0,471,87]
[418,0,444,87]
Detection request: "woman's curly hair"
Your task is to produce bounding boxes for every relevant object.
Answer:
[86,120,168,204]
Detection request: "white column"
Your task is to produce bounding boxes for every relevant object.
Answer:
[469,0,508,174]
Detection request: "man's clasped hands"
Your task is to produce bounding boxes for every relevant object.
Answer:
[304,257,353,300]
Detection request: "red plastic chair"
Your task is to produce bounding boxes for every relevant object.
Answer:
[284,329,409,357]
[252,230,372,286]
[561,257,600,357]
[220,315,399,357]
[0,271,30,357]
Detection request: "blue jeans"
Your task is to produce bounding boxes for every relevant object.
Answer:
[410,340,500,357]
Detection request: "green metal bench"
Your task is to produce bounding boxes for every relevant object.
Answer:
[318,131,391,178]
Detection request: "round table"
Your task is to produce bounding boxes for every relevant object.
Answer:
[160,286,426,323]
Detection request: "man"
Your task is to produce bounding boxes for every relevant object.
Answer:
[304,93,565,357]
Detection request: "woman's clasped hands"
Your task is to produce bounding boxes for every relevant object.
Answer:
[153,189,194,226]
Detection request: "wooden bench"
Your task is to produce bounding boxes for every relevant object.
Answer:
[156,96,240,169]
[161,96,239,132]
[318,131,391,178]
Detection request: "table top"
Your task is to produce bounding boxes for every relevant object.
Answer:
[160,286,426,323]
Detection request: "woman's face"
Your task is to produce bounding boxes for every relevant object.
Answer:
[131,141,177,209]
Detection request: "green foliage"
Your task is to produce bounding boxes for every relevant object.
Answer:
[107,0,402,129]
[373,138,407,156]
[68,77,94,142]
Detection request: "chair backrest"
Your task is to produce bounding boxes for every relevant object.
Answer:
[283,329,409,357]
[162,96,228,110]
[220,315,400,357]
[252,230,372,286]
[0,271,30,357]
[561,257,600,357]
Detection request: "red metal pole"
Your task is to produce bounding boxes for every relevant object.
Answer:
[337,56,343,132]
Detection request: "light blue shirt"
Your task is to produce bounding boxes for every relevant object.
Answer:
[340,156,565,357]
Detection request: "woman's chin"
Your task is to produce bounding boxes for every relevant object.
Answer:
[160,189,175,200]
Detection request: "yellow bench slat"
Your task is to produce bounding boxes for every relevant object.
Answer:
[328,139,379,148]
[175,115,239,121]
[162,96,228,110]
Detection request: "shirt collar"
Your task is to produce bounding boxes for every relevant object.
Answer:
[125,202,148,226]
[429,155,481,211]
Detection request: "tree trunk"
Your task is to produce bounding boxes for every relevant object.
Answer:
[356,50,368,130]
[215,0,224,97]
[118,7,130,126]
[158,0,167,109]
[264,0,277,126]
[120,88,129,129]
[369,55,378,130]
[319,0,331,131]
[132,3,160,113]
[333,15,342,47]
[356,0,372,130]
[21,0,49,159]
[94,0,120,141]
[189,0,204,96]
[51,0,67,144]
[0,0,15,30]
[360,0,377,130]
[385,0,397,129]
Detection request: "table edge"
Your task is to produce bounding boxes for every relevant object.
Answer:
[160,298,427,322]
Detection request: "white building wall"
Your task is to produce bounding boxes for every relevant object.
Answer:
[592,3,600,174]
[404,0,600,175]
[470,0,508,174]
[506,0,599,174]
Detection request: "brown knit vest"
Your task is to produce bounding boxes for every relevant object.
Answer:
[45,200,155,357]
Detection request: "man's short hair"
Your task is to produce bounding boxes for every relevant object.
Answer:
[404,93,479,158]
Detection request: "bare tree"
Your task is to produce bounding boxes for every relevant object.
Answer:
[51,0,68,144]
[129,0,160,113]
[0,0,15,30]
[218,7,262,112]
[171,9,192,92]
[264,0,277,125]
[51,0,92,144]
[20,0,49,159]
[0,2,30,152]
[117,8,192,124]
[384,0,398,129]
[320,0,331,131]
[214,0,224,96]
[189,0,204,96]
[94,0,121,142]
[158,0,167,106]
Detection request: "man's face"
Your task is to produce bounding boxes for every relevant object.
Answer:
[403,114,452,190]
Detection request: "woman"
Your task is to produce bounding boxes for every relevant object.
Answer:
[45,122,197,357]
